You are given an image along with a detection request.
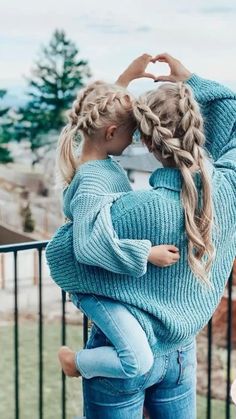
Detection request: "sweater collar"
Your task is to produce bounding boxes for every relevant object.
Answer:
[149,167,204,191]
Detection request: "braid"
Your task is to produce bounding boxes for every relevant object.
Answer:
[134,83,214,284]
[56,84,96,186]
[56,81,135,186]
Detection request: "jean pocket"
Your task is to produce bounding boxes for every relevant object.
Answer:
[177,341,196,385]
[97,372,149,396]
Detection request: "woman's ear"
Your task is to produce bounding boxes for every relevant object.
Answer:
[105,125,117,141]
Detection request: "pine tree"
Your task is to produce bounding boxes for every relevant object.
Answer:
[15,29,91,160]
[0,90,13,163]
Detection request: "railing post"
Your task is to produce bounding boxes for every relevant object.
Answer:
[207,318,212,419]
[226,271,233,419]
[38,248,43,419]
[0,253,5,289]
[61,290,66,419]
[14,251,19,419]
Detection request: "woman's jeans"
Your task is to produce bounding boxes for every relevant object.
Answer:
[83,325,197,419]
[70,293,153,379]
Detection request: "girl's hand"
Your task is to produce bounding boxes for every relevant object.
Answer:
[116,54,156,87]
[151,53,192,82]
[148,245,180,267]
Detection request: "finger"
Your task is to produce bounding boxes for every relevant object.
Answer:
[171,254,180,262]
[154,75,173,82]
[153,53,173,63]
[140,53,154,65]
[141,53,153,59]
[142,72,157,80]
[166,245,179,252]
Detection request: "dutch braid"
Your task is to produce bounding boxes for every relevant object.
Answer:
[56,81,135,186]
[134,83,214,284]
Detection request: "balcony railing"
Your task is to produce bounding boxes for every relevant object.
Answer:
[0,241,234,419]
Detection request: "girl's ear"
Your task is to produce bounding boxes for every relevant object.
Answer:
[105,125,117,141]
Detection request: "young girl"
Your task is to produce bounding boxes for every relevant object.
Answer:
[46,80,180,379]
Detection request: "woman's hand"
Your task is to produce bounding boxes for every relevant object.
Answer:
[152,53,192,82]
[148,244,180,267]
[116,54,156,87]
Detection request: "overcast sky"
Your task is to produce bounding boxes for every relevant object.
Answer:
[1,0,236,95]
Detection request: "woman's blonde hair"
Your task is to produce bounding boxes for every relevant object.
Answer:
[134,83,214,284]
[56,81,136,186]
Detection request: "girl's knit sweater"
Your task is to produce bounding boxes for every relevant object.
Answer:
[46,75,236,355]
[64,157,151,277]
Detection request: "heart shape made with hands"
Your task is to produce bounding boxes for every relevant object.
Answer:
[138,52,191,83]
[145,57,171,82]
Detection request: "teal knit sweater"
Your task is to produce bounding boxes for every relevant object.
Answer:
[63,158,151,277]
[46,75,236,355]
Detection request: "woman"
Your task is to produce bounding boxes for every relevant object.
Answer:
[47,54,236,418]
[81,54,236,419]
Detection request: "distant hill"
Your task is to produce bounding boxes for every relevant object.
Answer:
[2,80,236,110]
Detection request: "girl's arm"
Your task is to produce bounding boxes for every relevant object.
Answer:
[67,163,180,277]
[70,191,179,277]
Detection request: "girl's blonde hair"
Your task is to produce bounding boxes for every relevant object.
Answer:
[134,83,214,284]
[56,81,136,186]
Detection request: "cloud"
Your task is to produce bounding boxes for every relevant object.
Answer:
[136,26,152,33]
[0,0,235,90]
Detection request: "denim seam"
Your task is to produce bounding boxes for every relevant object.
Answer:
[157,354,169,384]
[97,376,147,396]
[155,386,194,403]
[177,350,184,385]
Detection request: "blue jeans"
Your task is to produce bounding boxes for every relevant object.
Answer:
[71,293,153,379]
[83,325,197,419]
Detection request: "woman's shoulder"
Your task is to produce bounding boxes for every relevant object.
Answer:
[110,189,160,221]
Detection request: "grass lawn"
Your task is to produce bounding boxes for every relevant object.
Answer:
[1,322,234,419]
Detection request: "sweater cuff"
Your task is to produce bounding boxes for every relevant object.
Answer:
[137,240,152,276]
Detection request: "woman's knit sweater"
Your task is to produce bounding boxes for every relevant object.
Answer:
[46,75,236,355]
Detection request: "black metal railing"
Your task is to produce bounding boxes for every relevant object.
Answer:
[0,241,234,419]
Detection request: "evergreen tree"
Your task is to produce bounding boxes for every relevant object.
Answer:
[15,29,91,159]
[0,90,13,163]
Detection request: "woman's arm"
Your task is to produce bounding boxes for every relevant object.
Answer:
[116,54,156,87]
[151,53,236,162]
[119,52,236,175]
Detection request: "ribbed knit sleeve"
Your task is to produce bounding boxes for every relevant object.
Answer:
[70,191,151,277]
[214,131,236,194]
[186,74,236,161]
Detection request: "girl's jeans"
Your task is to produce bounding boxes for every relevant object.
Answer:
[70,293,153,379]
[83,325,197,419]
